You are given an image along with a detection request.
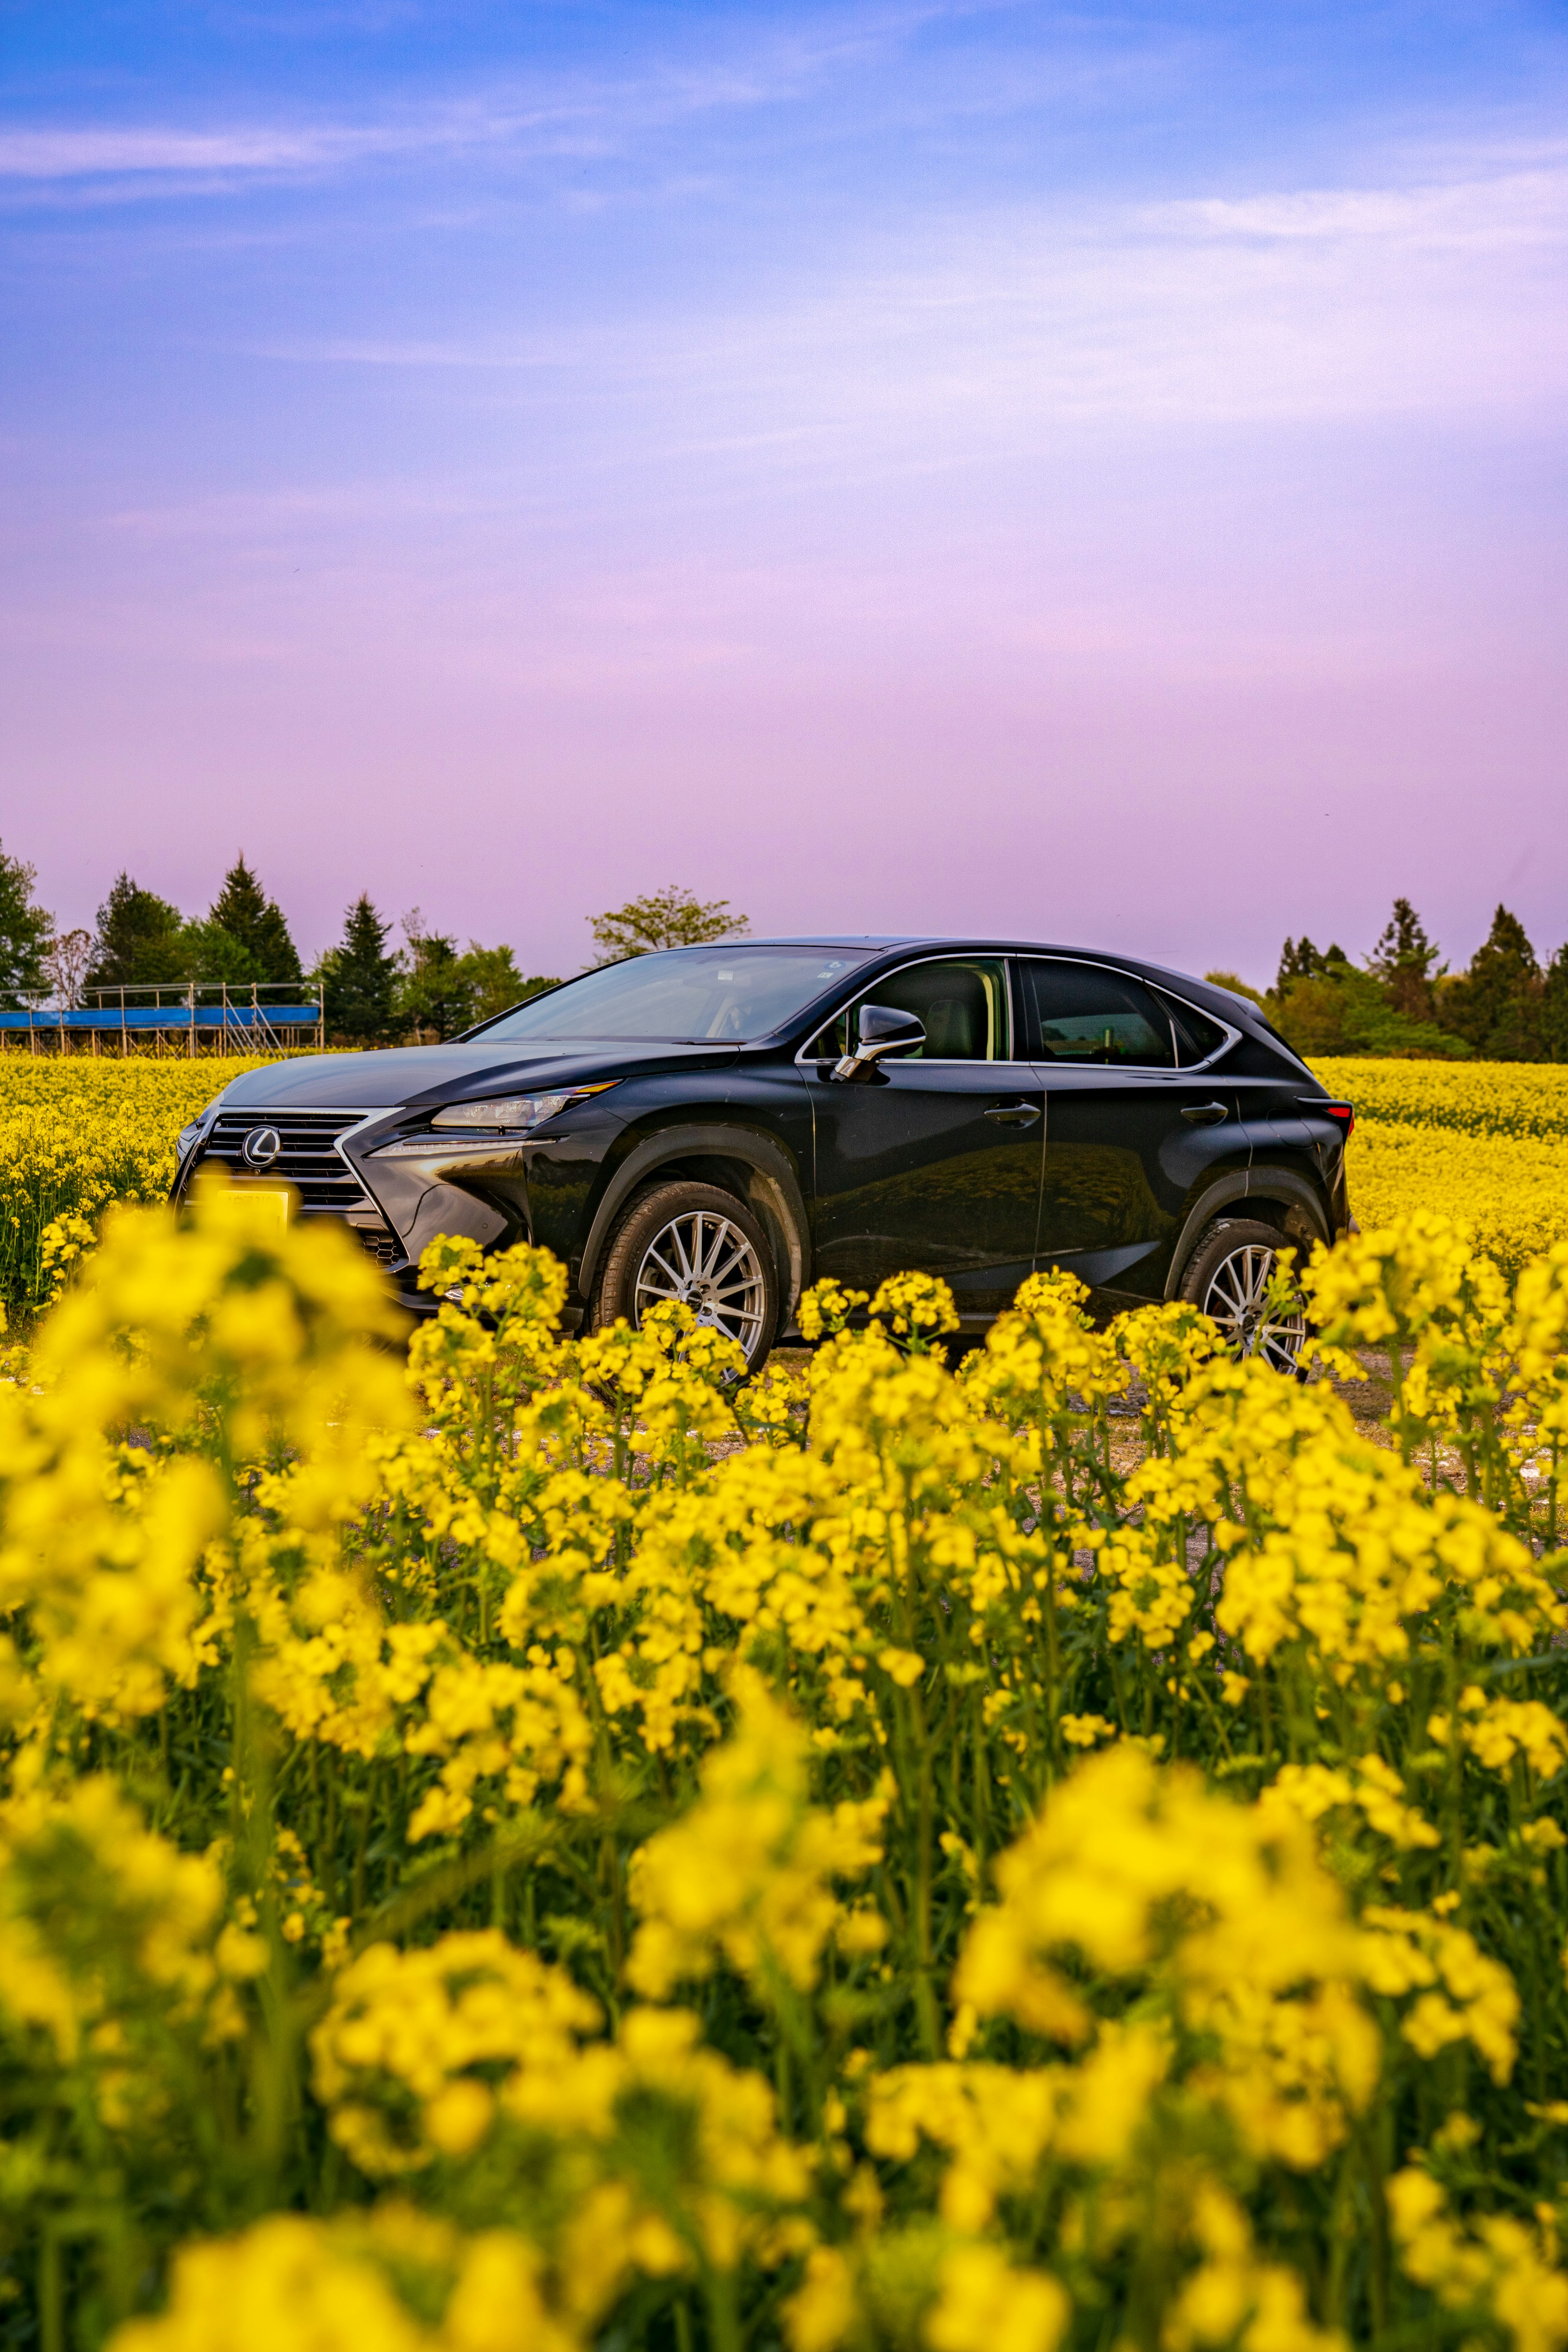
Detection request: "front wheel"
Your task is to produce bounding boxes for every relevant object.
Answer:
[1178,1217,1307,1377]
[588,1181,779,1373]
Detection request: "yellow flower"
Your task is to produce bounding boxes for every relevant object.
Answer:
[926,2243,1069,2352]
[627,1675,889,1999]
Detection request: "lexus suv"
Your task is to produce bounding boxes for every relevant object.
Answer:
[172,938,1353,1376]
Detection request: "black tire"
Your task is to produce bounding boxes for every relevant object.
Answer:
[588,1181,779,1373]
[1178,1217,1307,1378]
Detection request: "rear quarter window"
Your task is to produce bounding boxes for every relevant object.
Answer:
[1156,992,1229,1066]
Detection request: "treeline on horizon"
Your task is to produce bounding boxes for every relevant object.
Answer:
[2,844,1563,1060]
[0,851,755,1046]
[0,850,559,1044]
[1208,898,1568,1063]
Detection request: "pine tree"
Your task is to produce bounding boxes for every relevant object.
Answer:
[207,856,302,982]
[84,873,187,993]
[1369,898,1441,1020]
[322,896,399,1044]
[1439,905,1544,1061]
[1542,942,1568,1064]
[0,840,52,1010]
[1275,937,1323,992]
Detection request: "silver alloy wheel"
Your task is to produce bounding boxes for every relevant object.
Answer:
[633,1207,770,1358]
[1199,1241,1307,1376]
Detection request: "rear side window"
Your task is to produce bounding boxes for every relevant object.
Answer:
[1020,960,1175,1068]
[1158,991,1228,1066]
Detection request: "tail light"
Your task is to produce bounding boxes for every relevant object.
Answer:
[1302,1097,1354,1140]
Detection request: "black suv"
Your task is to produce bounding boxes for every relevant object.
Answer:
[174,938,1352,1376]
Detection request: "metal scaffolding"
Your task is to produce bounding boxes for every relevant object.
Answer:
[0,980,326,1056]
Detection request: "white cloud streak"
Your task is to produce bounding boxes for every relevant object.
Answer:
[0,125,392,175]
[0,5,962,182]
[232,151,1568,436]
[1150,154,1568,249]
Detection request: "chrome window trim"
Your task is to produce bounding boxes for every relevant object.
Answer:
[792,952,1023,1070]
[1014,954,1242,1077]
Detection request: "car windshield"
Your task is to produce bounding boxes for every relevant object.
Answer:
[475,947,875,1044]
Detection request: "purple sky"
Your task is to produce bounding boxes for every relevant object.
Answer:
[2,2,1565,985]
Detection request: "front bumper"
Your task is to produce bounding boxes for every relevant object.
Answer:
[181,1099,621,1317]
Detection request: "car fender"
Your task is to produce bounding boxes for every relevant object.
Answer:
[576,1122,811,1321]
[1163,1162,1333,1301]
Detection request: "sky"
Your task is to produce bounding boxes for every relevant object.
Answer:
[2,0,1565,987]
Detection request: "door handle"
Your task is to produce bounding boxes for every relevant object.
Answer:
[1181,1101,1229,1126]
[985,1101,1042,1127]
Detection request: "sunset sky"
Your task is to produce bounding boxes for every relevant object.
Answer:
[2,0,1564,985]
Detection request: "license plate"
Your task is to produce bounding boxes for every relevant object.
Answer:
[217,1186,292,1231]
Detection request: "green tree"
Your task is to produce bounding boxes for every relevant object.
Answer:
[1271,954,1467,1059]
[1538,941,1568,1064]
[588,885,749,964]
[1204,969,1266,1009]
[84,873,187,994]
[1266,924,1466,1059]
[0,841,52,1010]
[205,855,302,982]
[396,915,468,1041]
[453,945,561,1028]
[1368,897,1441,1021]
[175,918,261,987]
[321,896,399,1045]
[1439,904,1544,1061]
[1275,937,1325,991]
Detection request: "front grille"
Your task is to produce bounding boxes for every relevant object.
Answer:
[200,1109,376,1214]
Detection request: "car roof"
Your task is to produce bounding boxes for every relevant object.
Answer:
[733,935,1280,1041]
[743,933,1220,993]
[727,935,922,949]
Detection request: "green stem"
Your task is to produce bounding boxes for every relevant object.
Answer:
[38,2228,62,2352]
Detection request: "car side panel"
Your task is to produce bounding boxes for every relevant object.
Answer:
[806,1058,1045,1315]
[1225,1072,1345,1240]
[1033,1068,1252,1298]
[522,1097,643,1274]
[546,1067,816,1305]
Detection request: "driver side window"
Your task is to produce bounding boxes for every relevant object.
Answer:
[808,958,1009,1061]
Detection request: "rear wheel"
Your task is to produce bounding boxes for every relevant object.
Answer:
[588,1181,778,1372]
[1178,1217,1307,1377]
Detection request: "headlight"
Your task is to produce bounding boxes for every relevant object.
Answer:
[430,1083,619,1131]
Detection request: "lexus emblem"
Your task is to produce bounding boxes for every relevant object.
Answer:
[241,1126,282,1169]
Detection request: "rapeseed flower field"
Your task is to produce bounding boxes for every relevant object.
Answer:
[1312,1059,1568,1274]
[0,1058,282,1317]
[2,1177,1567,2352]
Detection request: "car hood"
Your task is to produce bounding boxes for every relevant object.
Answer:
[217,1041,739,1111]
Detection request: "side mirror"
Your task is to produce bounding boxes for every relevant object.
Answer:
[833,1002,926,1082]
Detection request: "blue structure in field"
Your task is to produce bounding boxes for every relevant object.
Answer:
[0,985,325,1052]
[0,1005,321,1032]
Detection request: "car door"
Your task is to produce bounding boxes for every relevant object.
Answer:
[804,955,1044,1317]
[1019,958,1247,1299]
